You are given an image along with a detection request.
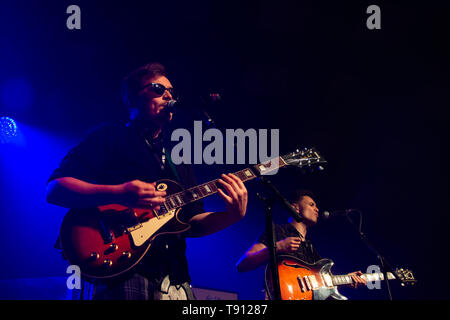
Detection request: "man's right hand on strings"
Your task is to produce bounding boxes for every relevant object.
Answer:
[118,180,166,210]
[276,237,302,254]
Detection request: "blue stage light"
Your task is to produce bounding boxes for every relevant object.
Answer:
[0,116,18,144]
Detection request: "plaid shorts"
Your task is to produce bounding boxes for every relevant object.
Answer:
[92,273,195,300]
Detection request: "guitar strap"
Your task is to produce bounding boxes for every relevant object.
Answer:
[127,119,181,181]
[164,147,181,183]
[142,135,181,183]
[290,225,316,263]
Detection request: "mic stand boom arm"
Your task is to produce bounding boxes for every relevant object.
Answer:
[259,176,303,223]
[344,210,398,300]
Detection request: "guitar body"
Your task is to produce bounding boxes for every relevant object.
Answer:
[59,179,190,280]
[57,148,329,281]
[265,255,347,300]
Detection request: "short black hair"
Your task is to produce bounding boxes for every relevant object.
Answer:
[286,189,315,204]
[121,62,167,107]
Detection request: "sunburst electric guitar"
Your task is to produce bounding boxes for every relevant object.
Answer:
[265,255,416,300]
[58,148,326,280]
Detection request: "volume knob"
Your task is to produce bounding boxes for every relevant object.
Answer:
[122,251,132,259]
[89,252,100,261]
[103,259,113,267]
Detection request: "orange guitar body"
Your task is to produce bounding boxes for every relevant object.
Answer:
[265,255,416,300]
[276,258,314,300]
[265,256,347,300]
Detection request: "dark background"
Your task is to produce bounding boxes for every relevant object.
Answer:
[0,1,448,299]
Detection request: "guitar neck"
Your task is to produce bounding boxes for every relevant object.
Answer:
[332,272,396,287]
[163,157,287,210]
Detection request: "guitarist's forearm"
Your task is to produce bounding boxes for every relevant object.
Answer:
[46,177,123,208]
[236,247,272,272]
[188,211,243,237]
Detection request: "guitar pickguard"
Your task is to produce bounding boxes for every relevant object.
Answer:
[129,209,176,247]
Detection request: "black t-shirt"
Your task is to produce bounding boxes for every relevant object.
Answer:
[48,121,205,285]
[257,223,322,264]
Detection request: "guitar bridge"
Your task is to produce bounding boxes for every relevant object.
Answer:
[126,223,143,232]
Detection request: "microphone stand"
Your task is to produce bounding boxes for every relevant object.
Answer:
[343,210,397,300]
[256,192,280,300]
[168,94,217,130]
[198,95,218,128]
[257,176,304,300]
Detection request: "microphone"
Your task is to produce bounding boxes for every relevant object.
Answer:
[321,209,356,220]
[166,98,216,127]
[164,99,178,113]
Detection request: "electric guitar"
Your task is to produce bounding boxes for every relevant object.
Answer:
[265,255,416,300]
[58,148,326,280]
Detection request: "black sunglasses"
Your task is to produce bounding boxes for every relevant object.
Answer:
[139,82,177,98]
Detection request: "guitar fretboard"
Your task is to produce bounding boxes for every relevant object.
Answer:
[332,272,396,286]
[163,157,287,211]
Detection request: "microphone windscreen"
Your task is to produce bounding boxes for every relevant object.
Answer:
[165,100,178,113]
[321,211,331,220]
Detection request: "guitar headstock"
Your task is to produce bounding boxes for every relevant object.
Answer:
[394,268,417,286]
[281,147,327,171]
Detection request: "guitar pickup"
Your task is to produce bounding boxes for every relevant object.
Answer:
[303,276,312,291]
[126,223,143,232]
[297,276,306,292]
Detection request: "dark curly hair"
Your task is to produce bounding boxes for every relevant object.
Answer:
[286,189,315,205]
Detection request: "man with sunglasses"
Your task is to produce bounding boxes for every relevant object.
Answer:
[46,62,248,300]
